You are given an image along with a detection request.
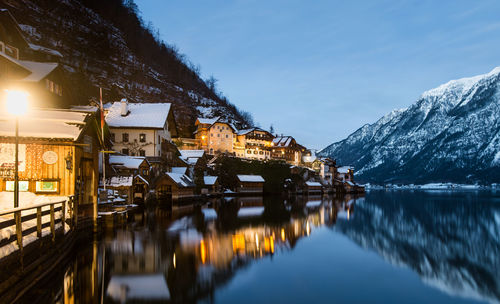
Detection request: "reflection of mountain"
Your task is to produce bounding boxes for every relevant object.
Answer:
[336,192,500,303]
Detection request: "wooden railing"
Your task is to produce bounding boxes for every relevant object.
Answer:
[0,196,75,262]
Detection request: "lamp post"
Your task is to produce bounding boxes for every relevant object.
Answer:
[5,90,29,208]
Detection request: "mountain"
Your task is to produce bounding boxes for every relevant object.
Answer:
[0,0,253,137]
[319,66,500,184]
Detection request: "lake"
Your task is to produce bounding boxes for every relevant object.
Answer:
[20,191,500,303]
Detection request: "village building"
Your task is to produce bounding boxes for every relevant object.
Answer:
[304,181,323,194]
[107,155,151,203]
[236,175,265,194]
[194,117,236,155]
[0,9,66,108]
[336,166,354,183]
[271,136,306,166]
[154,172,195,200]
[202,175,220,195]
[234,128,274,160]
[0,108,100,216]
[105,99,178,171]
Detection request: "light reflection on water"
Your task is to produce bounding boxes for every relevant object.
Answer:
[19,192,500,303]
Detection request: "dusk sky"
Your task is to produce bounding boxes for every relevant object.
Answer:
[135,0,500,149]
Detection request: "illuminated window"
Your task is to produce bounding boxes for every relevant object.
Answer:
[5,181,29,192]
[35,181,58,193]
[139,134,146,142]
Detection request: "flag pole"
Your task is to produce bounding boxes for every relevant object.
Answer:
[100,88,106,193]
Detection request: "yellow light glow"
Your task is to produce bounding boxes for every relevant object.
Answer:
[232,234,245,252]
[173,253,176,268]
[201,135,206,140]
[5,90,29,116]
[200,240,207,264]
[270,236,274,253]
[255,233,259,249]
[281,228,286,241]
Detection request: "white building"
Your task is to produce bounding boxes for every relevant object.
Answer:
[105,99,177,158]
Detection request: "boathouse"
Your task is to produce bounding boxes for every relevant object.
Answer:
[304,181,323,194]
[155,172,195,200]
[236,175,265,194]
[202,175,220,195]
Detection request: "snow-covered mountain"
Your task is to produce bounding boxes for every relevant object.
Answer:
[319,67,500,184]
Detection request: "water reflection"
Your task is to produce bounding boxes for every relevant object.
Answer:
[17,192,500,304]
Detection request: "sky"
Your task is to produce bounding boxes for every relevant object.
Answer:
[135,0,500,149]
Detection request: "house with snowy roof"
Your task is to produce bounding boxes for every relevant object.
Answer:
[236,175,265,194]
[105,99,178,162]
[0,107,101,210]
[154,172,195,200]
[234,127,274,160]
[0,9,66,108]
[202,175,220,195]
[271,136,306,166]
[194,117,236,155]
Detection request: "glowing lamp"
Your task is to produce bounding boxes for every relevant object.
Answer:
[6,90,29,116]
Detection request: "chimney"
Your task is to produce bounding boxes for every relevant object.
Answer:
[120,98,128,116]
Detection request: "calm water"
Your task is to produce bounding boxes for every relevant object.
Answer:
[20,191,500,303]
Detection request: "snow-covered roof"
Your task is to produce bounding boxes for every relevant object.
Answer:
[0,52,59,82]
[109,155,148,169]
[166,172,195,188]
[346,181,355,186]
[204,176,218,186]
[196,117,219,125]
[171,167,188,174]
[237,175,265,183]
[272,136,294,147]
[105,102,171,129]
[337,166,353,174]
[179,150,205,159]
[0,109,89,140]
[70,105,98,113]
[28,43,63,57]
[306,181,323,187]
[105,176,133,188]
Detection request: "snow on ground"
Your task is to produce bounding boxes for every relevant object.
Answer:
[0,192,69,259]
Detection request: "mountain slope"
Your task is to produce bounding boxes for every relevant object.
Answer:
[319,67,500,184]
[0,0,252,136]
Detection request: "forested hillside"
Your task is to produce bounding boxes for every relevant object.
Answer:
[0,0,253,136]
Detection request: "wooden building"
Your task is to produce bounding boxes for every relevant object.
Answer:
[0,9,67,108]
[0,108,100,217]
[304,181,323,194]
[202,175,220,195]
[236,175,265,194]
[108,155,151,203]
[271,136,306,166]
[155,172,195,200]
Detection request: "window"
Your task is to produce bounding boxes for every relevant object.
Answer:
[259,151,263,155]
[5,181,29,192]
[142,169,148,175]
[35,181,58,193]
[217,134,220,137]
[122,133,129,142]
[139,149,145,156]
[122,148,129,155]
[110,133,115,142]
[253,151,257,154]
[226,134,229,138]
[139,134,146,142]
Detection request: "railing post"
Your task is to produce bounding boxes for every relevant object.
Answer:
[61,200,66,233]
[15,210,23,269]
[36,207,42,238]
[50,204,55,242]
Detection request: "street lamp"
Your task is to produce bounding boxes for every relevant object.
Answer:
[5,90,29,208]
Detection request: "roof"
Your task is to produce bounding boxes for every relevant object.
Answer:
[109,155,148,170]
[204,176,218,186]
[105,176,133,188]
[179,150,204,165]
[0,52,59,82]
[306,181,323,187]
[237,175,265,183]
[166,172,195,188]
[196,117,219,125]
[346,181,355,186]
[0,108,89,140]
[272,136,294,147]
[337,166,353,174]
[28,43,63,58]
[134,175,149,186]
[105,101,171,129]
[171,167,188,174]
[237,127,272,136]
